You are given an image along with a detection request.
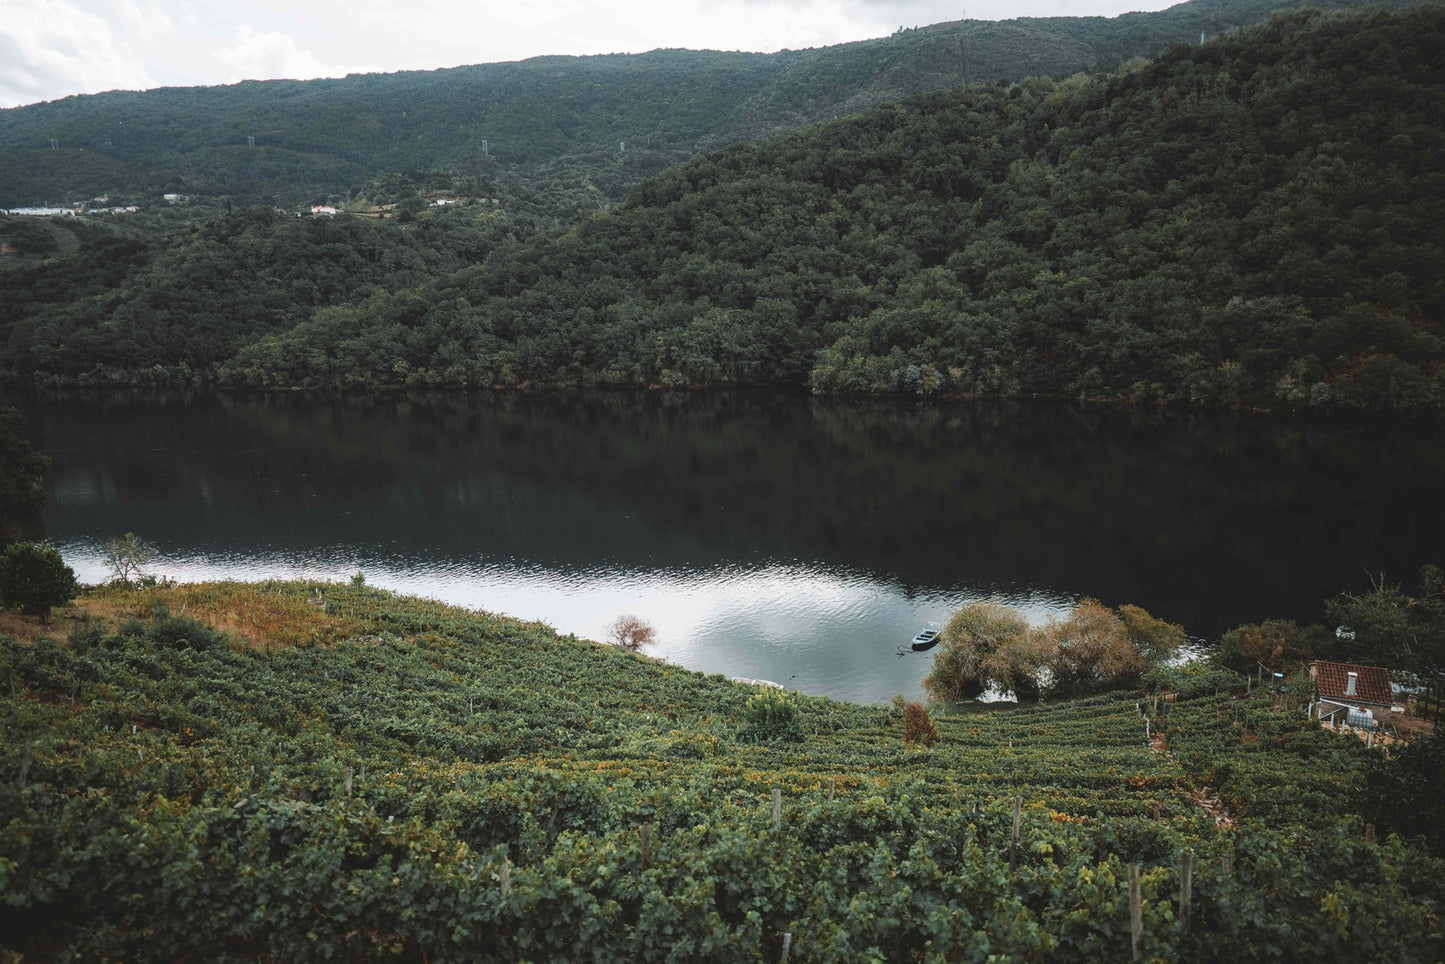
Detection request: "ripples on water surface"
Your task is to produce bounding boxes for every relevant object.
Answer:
[17,390,1445,704]
[56,542,1069,704]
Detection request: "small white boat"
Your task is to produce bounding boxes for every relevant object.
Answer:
[729,676,784,689]
[910,628,941,651]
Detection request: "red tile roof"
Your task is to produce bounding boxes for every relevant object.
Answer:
[1313,661,1392,706]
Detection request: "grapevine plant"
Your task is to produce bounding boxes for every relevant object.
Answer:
[0,582,1439,961]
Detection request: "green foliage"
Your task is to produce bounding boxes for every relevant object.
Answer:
[5,6,1444,414]
[0,579,1439,960]
[102,532,157,586]
[2,0,1410,208]
[926,600,1040,701]
[0,205,505,384]
[226,8,1445,409]
[143,610,229,652]
[1118,604,1186,665]
[0,541,77,622]
[1141,661,1242,700]
[740,687,804,743]
[1325,566,1445,673]
[0,406,49,541]
[929,599,1180,702]
[1356,732,1445,854]
[1212,619,1335,674]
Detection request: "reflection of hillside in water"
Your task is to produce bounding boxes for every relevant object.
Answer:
[24,389,1445,638]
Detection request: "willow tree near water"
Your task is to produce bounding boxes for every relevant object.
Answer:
[924,601,1050,702]
[925,598,1184,702]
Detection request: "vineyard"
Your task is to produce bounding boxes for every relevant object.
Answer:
[2,581,1440,962]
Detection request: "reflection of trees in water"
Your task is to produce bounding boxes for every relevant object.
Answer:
[22,390,1445,638]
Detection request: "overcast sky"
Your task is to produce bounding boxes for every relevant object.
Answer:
[1,0,1183,109]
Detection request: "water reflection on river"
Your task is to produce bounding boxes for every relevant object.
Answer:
[13,390,1444,704]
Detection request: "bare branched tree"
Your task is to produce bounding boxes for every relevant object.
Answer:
[609,614,656,652]
[103,532,157,586]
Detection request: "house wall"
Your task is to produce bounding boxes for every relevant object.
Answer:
[1316,698,1393,729]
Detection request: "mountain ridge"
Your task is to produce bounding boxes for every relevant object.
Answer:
[1,0,1432,206]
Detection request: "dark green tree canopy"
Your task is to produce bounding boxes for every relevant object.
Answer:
[0,406,49,542]
[3,6,1442,415]
[1326,566,1445,673]
[2,0,1418,207]
[0,541,78,623]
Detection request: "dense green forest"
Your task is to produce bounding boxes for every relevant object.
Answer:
[0,0,1425,207]
[2,4,1443,413]
[1,579,1440,961]
[219,6,1441,410]
[0,205,513,380]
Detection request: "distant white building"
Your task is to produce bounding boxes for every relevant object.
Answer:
[431,198,457,206]
[310,205,338,216]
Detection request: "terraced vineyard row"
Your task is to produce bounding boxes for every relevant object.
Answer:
[2,582,1439,961]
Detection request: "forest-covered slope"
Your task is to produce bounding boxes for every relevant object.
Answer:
[215,6,1442,413]
[0,0,1429,207]
[1,580,1440,961]
[2,5,1442,413]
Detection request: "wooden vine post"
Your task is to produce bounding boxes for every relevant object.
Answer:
[772,787,783,834]
[1128,862,1143,961]
[1179,849,1193,938]
[1010,797,1022,871]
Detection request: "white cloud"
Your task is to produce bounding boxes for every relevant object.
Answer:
[0,0,155,107]
[115,0,173,36]
[214,25,343,83]
[339,0,899,71]
[0,0,1185,108]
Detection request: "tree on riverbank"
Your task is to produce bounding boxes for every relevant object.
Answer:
[1326,566,1445,674]
[924,598,1184,702]
[924,601,1047,702]
[0,541,77,623]
[103,532,157,586]
[0,407,49,543]
[608,614,656,652]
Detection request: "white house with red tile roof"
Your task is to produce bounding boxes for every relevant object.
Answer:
[1310,660,1395,730]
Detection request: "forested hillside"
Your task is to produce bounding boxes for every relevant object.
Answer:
[2,4,1442,413]
[2,580,1440,960]
[0,0,1427,207]
[215,7,1443,413]
[0,206,511,380]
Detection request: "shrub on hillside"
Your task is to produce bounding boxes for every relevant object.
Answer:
[0,541,77,623]
[741,688,803,742]
[903,701,939,746]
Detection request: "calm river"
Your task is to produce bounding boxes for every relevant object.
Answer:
[9,390,1444,703]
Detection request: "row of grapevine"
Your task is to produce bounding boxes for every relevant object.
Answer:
[1,582,1440,961]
